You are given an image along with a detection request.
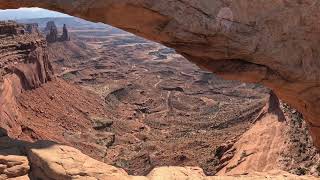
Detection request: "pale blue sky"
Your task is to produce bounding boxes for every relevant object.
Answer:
[0,8,70,20]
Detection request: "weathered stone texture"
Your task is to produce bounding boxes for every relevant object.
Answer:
[0,1,318,147]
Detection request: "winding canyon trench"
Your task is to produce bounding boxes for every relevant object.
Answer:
[0,2,319,180]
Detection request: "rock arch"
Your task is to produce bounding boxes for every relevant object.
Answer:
[1,0,319,147]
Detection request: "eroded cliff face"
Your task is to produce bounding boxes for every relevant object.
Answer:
[0,0,318,147]
[0,21,53,138]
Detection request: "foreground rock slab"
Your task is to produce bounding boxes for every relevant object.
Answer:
[28,142,129,180]
[218,109,287,175]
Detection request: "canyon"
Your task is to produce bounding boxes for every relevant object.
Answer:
[0,1,319,179]
[0,0,319,149]
[0,16,318,179]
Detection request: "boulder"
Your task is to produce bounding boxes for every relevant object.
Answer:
[0,155,30,179]
[95,132,115,147]
[90,117,114,130]
[27,141,129,180]
[147,166,206,180]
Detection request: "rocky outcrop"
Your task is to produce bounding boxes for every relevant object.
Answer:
[0,21,54,138]
[0,21,117,162]
[45,21,70,43]
[60,24,70,41]
[24,23,39,34]
[0,21,53,89]
[0,0,319,148]
[28,141,128,180]
[218,116,286,175]
[45,21,58,43]
[280,103,320,176]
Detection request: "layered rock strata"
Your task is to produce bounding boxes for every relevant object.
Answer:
[0,0,319,147]
[0,21,53,138]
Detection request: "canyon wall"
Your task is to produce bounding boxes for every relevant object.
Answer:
[0,21,54,138]
[1,0,319,148]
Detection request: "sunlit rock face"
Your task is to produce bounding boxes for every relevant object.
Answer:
[0,0,319,147]
[0,21,53,92]
[0,21,53,138]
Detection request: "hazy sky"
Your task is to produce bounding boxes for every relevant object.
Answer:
[0,8,70,20]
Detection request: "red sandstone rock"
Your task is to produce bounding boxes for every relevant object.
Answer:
[0,21,53,137]
[45,21,70,43]
[60,24,70,41]
[0,136,316,180]
[24,23,39,34]
[45,21,58,43]
[0,0,318,148]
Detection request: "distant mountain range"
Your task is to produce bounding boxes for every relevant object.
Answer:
[17,17,109,29]
[0,8,127,35]
[0,8,70,20]
[17,17,127,35]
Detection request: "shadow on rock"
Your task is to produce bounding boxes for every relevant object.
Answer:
[0,127,58,179]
